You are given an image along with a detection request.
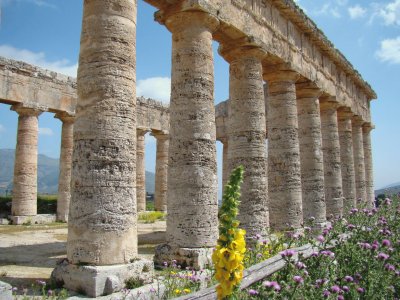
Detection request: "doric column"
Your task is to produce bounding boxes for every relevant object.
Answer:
[67,0,138,264]
[55,113,74,222]
[154,11,219,269]
[320,100,343,218]
[337,109,357,210]
[220,45,269,237]
[264,70,303,231]
[52,2,155,298]
[363,123,375,207]
[352,116,367,204]
[153,132,169,212]
[11,105,42,220]
[136,129,148,212]
[296,83,326,227]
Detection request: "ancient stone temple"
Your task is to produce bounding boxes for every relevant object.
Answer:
[0,0,377,296]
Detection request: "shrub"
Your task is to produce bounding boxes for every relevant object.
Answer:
[138,211,165,223]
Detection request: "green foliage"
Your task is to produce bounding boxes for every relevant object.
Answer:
[0,195,57,216]
[125,277,145,289]
[218,165,244,247]
[146,200,155,211]
[236,195,400,299]
[138,211,165,223]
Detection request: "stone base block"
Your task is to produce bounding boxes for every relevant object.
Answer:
[154,244,214,270]
[0,280,12,300]
[10,214,56,225]
[51,258,154,298]
[0,218,10,225]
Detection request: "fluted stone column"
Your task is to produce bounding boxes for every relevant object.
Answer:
[296,83,326,227]
[264,70,303,231]
[154,11,219,269]
[363,123,375,207]
[136,129,148,212]
[153,132,169,212]
[320,100,343,218]
[337,109,357,209]
[53,1,153,297]
[11,105,42,222]
[220,45,269,237]
[55,113,74,222]
[352,117,367,204]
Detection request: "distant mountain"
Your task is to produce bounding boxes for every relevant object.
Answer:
[375,184,400,197]
[0,149,156,195]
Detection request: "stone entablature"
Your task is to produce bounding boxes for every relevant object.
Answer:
[0,57,170,134]
[152,0,376,122]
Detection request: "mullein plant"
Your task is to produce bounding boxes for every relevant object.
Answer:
[212,166,246,299]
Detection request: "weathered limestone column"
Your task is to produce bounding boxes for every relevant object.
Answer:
[220,45,268,237]
[352,116,367,204]
[337,109,357,209]
[55,113,74,222]
[296,83,326,227]
[264,70,303,231]
[52,1,153,297]
[11,105,42,223]
[154,11,219,269]
[136,129,148,212]
[363,123,375,207]
[153,132,169,212]
[320,99,343,218]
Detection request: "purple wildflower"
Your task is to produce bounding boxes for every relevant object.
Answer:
[317,235,325,243]
[382,239,391,247]
[323,290,331,298]
[331,285,341,293]
[280,249,296,258]
[344,275,354,282]
[295,262,306,270]
[357,287,365,294]
[248,289,259,296]
[337,295,345,300]
[377,252,390,261]
[293,276,304,284]
[347,224,356,230]
[385,264,395,271]
[342,286,350,293]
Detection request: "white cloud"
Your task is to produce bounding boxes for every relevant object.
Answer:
[0,124,5,133]
[38,127,53,136]
[348,5,367,19]
[136,77,171,104]
[0,0,56,8]
[379,0,400,26]
[313,3,342,18]
[376,36,400,64]
[0,45,77,77]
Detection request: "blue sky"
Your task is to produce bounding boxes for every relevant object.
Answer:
[0,0,399,190]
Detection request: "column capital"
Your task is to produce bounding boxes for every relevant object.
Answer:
[319,99,340,111]
[362,122,375,132]
[11,105,43,117]
[55,112,75,124]
[137,128,150,136]
[158,10,219,34]
[152,131,169,141]
[219,41,266,63]
[263,69,299,83]
[337,107,354,120]
[296,82,322,98]
[352,116,365,127]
